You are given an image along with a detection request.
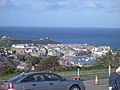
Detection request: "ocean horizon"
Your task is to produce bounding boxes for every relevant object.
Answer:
[0,26,120,49]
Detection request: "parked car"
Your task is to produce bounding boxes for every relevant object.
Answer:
[0,72,85,90]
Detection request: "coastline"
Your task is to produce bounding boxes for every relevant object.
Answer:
[0,27,120,49]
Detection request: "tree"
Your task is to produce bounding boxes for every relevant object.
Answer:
[0,66,15,76]
[36,56,60,71]
[114,49,120,68]
[95,49,120,69]
[2,61,11,65]
[24,55,41,66]
[24,55,33,65]
[17,54,25,61]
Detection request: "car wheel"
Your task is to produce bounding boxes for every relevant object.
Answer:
[70,85,80,90]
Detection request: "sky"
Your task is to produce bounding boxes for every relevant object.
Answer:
[0,0,120,28]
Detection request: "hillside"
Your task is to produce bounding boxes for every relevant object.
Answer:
[0,36,62,47]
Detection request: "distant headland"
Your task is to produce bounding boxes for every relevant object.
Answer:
[0,36,62,47]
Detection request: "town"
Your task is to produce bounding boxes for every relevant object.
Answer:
[0,36,111,70]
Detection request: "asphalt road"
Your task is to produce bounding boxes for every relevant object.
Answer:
[63,72,109,90]
[83,79,108,90]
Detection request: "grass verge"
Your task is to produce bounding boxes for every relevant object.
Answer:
[0,68,113,80]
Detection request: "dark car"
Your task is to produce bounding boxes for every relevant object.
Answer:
[0,72,85,90]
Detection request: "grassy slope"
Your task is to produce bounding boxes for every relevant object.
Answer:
[0,37,61,47]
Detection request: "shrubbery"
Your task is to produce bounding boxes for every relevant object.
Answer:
[50,66,84,72]
[0,66,22,76]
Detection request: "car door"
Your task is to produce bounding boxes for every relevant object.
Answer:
[15,82,35,90]
[19,74,48,90]
[44,73,68,90]
[32,74,48,90]
[32,81,48,90]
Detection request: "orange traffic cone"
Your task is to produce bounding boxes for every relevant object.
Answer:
[94,75,99,85]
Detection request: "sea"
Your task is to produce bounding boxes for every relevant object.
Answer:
[0,26,120,64]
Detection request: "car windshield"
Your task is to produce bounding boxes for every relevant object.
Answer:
[7,73,26,82]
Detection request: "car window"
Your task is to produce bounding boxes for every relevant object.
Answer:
[21,75,35,82]
[21,74,44,82]
[34,74,45,82]
[44,73,61,81]
[8,74,26,82]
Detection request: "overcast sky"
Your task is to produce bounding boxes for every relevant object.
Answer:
[0,0,120,28]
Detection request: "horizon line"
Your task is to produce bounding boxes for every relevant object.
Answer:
[0,26,120,29]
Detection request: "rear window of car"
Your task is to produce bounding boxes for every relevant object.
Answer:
[7,74,26,82]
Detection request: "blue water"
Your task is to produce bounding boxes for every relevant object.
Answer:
[0,26,120,49]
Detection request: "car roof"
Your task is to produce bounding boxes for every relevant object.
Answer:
[7,72,67,83]
[7,72,52,82]
[22,72,51,75]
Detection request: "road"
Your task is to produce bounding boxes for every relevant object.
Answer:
[63,72,109,80]
[63,72,109,90]
[84,79,108,90]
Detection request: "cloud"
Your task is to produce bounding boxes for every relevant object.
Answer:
[14,3,33,12]
[62,0,103,12]
[105,0,120,12]
[0,0,120,13]
[0,0,14,10]
[30,0,61,12]
[35,1,60,9]
[84,0,102,11]
[63,1,77,9]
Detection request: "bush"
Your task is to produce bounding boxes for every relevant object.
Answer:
[49,66,79,72]
[36,56,60,71]
[0,66,22,76]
